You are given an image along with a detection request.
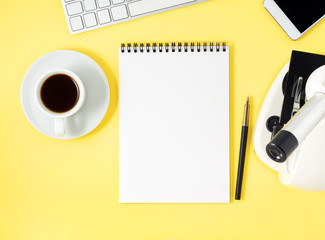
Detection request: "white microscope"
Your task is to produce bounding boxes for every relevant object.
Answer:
[254,51,325,191]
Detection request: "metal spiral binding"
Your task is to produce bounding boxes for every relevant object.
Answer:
[121,42,227,53]
[171,42,176,52]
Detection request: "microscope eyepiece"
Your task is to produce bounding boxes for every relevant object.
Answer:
[266,130,298,162]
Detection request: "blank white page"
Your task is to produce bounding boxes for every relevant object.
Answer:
[119,44,229,203]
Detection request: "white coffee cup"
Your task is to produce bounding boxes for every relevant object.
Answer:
[35,69,86,137]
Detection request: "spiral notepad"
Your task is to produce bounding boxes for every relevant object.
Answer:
[119,42,230,203]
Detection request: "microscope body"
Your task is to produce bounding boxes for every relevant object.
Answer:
[253,58,325,191]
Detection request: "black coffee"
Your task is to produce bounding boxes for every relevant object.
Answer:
[41,74,79,113]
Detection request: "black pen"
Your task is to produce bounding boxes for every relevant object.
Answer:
[235,96,249,200]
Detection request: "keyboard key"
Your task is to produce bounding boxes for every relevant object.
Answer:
[128,0,196,17]
[112,0,124,4]
[97,9,111,24]
[111,5,128,21]
[83,12,98,27]
[83,0,97,11]
[97,0,111,8]
[66,1,83,16]
[69,16,84,31]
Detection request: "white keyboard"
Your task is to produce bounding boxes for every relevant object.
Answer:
[61,0,208,34]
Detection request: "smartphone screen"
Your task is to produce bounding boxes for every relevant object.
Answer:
[274,0,325,33]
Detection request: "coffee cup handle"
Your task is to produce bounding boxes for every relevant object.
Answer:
[55,118,66,137]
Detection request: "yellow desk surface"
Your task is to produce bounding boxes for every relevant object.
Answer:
[1,0,325,239]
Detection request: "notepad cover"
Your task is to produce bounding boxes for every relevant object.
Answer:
[119,43,229,203]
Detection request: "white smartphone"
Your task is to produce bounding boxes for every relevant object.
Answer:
[264,0,325,40]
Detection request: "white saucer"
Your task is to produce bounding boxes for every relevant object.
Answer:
[21,50,110,139]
